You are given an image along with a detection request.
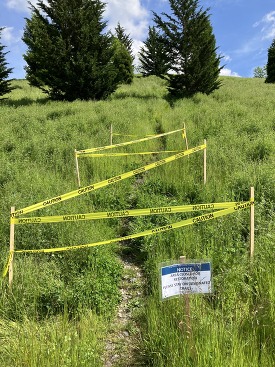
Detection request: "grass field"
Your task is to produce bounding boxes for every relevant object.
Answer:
[0,76,274,366]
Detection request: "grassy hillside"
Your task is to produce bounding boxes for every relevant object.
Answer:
[0,76,274,366]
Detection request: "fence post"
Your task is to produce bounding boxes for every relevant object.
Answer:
[183,123,189,151]
[203,139,207,185]
[110,124,113,146]
[9,206,15,289]
[74,149,81,188]
[250,186,255,258]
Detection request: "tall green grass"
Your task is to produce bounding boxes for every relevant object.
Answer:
[0,311,105,367]
[0,75,274,366]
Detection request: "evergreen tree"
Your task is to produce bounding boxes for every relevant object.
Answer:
[0,28,13,99]
[154,0,223,98]
[114,22,134,61]
[265,39,275,84]
[22,0,120,101]
[111,23,134,84]
[112,38,134,85]
[138,26,170,77]
[253,66,267,78]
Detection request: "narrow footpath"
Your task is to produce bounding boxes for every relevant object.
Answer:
[103,249,145,367]
[103,124,166,367]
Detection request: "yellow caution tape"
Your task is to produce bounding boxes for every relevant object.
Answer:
[112,133,155,137]
[76,128,184,155]
[11,201,251,225]
[112,131,185,139]
[77,150,186,158]
[13,203,253,254]
[11,144,206,218]
[2,251,14,278]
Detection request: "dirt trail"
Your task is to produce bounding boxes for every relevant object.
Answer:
[103,251,145,367]
[103,125,166,366]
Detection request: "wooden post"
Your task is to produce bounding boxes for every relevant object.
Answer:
[110,124,113,146]
[9,206,15,289]
[250,187,255,258]
[183,123,189,151]
[203,139,207,185]
[74,149,81,188]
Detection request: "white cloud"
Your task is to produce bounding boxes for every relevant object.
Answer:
[220,68,240,77]
[5,0,39,13]
[232,11,275,58]
[104,0,149,39]
[221,53,232,63]
[104,0,150,65]
[254,10,275,40]
[132,39,144,57]
[1,26,22,45]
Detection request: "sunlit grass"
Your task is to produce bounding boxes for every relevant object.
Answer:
[0,75,274,366]
[0,311,105,367]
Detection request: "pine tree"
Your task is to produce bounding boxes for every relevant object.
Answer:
[112,23,134,84]
[114,22,134,61]
[22,0,120,101]
[0,28,13,99]
[265,39,275,84]
[154,0,223,98]
[253,66,267,78]
[112,38,134,85]
[138,26,170,77]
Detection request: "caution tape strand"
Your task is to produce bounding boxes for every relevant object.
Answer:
[2,251,14,278]
[76,128,184,155]
[13,204,252,255]
[11,144,206,218]
[11,201,251,225]
[76,150,185,158]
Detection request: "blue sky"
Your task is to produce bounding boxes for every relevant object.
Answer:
[0,0,275,79]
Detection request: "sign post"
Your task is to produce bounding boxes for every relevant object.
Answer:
[179,256,192,339]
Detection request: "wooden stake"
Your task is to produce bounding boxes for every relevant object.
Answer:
[74,149,81,188]
[203,139,207,185]
[183,123,189,151]
[250,186,255,258]
[9,206,15,289]
[110,124,113,146]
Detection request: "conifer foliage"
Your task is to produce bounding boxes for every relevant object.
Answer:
[0,28,13,99]
[154,0,223,98]
[112,23,134,84]
[22,0,121,101]
[114,22,134,62]
[265,39,275,84]
[138,26,170,77]
[112,38,134,85]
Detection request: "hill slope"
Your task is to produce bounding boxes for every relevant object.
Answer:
[0,76,274,366]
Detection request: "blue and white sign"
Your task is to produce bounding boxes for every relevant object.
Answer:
[161,261,212,299]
